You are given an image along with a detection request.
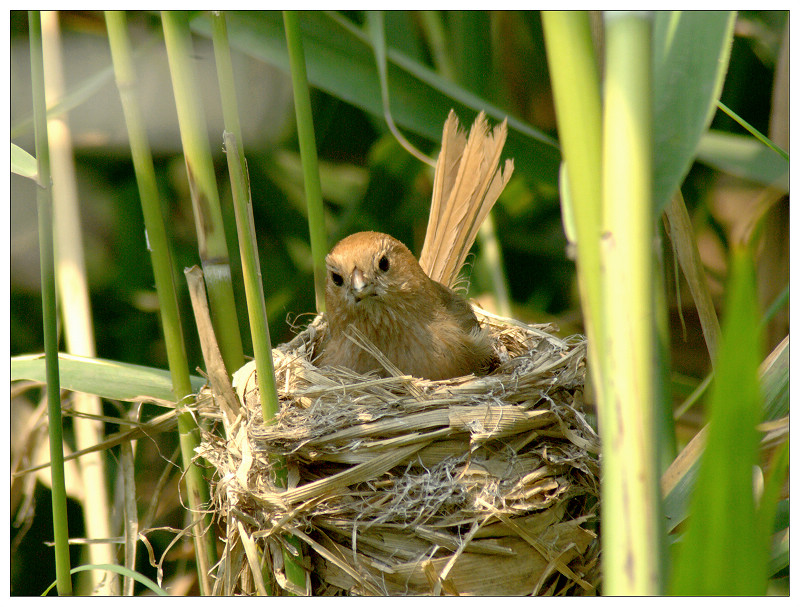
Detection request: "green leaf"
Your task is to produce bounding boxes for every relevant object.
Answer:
[669,248,765,595]
[11,353,206,404]
[652,11,736,214]
[190,11,560,187]
[663,335,787,534]
[42,564,169,597]
[11,142,38,180]
[696,130,789,192]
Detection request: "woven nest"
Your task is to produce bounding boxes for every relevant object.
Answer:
[196,306,600,596]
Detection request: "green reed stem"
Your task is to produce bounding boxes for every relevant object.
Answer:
[105,10,217,593]
[283,10,328,313]
[29,9,73,596]
[215,13,307,595]
[161,10,244,373]
[541,11,607,399]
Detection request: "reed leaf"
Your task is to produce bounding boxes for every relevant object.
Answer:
[669,249,765,595]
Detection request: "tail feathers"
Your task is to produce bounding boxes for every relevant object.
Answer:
[419,110,514,289]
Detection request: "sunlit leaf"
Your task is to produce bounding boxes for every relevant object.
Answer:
[662,335,788,534]
[11,142,37,180]
[11,353,206,404]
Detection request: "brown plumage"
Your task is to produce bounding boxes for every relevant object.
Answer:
[319,231,496,380]
[318,111,513,380]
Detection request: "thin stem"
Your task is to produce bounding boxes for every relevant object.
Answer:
[282,11,328,313]
[418,11,456,82]
[366,10,435,167]
[29,9,73,596]
[717,100,788,161]
[42,10,118,595]
[105,10,217,593]
[211,12,247,176]
[215,15,307,595]
[541,10,608,441]
[223,132,280,423]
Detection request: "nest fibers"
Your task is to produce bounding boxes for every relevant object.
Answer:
[197,307,600,596]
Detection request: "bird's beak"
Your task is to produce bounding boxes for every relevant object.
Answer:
[350,268,372,301]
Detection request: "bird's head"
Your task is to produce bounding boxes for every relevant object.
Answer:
[324,231,430,327]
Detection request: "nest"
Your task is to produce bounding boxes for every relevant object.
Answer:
[196,307,600,596]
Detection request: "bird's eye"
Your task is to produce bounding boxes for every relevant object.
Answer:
[331,271,344,286]
[378,255,390,272]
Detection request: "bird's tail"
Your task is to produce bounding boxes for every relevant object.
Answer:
[418,110,514,288]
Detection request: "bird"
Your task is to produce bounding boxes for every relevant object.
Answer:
[318,111,514,380]
[319,231,496,380]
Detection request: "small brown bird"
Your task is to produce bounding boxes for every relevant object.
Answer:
[319,111,513,380]
[319,231,496,380]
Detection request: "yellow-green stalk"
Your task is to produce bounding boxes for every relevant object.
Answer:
[601,10,663,594]
[211,12,248,181]
[224,133,307,595]
[541,11,607,402]
[43,10,117,595]
[161,10,244,373]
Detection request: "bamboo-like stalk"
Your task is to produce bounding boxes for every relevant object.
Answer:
[28,9,73,597]
[212,13,306,595]
[601,11,663,594]
[224,134,307,595]
[160,10,244,373]
[211,13,247,179]
[214,54,280,424]
[105,10,217,594]
[540,11,609,450]
[282,11,328,313]
[42,10,118,596]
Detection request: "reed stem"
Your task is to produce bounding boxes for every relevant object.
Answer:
[283,11,328,313]
[29,9,73,596]
[106,10,218,593]
[161,10,244,373]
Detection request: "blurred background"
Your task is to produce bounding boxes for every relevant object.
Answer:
[9,10,788,595]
